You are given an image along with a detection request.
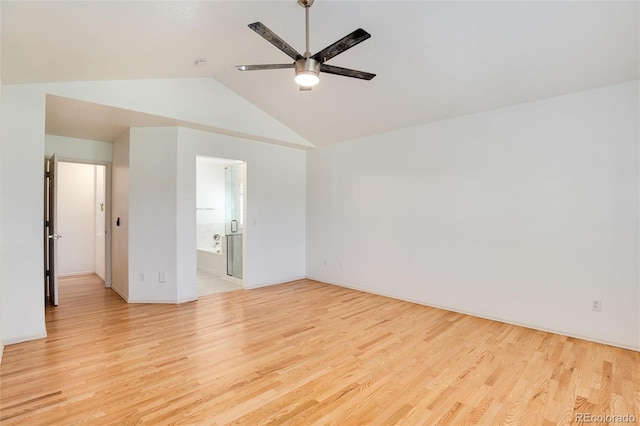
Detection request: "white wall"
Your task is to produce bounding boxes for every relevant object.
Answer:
[307,81,639,350]
[1,77,308,344]
[95,165,106,280]
[111,130,130,301]
[6,74,633,352]
[39,78,312,149]
[0,85,47,345]
[0,4,4,362]
[196,158,226,252]
[128,127,181,303]
[177,127,306,292]
[45,135,112,163]
[57,162,97,276]
[116,126,306,303]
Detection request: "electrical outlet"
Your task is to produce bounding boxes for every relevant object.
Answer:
[323,259,327,267]
[140,273,145,282]
[159,272,166,283]
[339,262,344,269]
[591,299,601,311]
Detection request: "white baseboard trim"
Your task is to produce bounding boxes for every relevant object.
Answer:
[3,330,48,346]
[59,271,96,277]
[306,276,640,353]
[127,298,195,304]
[0,343,4,364]
[110,284,128,302]
[244,275,307,290]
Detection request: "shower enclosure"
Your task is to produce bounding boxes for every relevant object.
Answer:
[225,164,243,279]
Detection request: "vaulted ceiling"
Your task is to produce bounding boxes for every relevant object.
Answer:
[2,1,638,147]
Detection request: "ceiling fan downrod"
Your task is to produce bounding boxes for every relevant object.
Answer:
[299,0,314,58]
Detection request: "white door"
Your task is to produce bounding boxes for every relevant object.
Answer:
[45,154,61,306]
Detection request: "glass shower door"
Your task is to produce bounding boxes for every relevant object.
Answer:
[225,165,243,278]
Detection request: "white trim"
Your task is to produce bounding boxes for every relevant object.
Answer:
[243,276,307,290]
[110,284,128,302]
[3,331,47,346]
[306,276,640,353]
[59,271,96,277]
[127,297,197,304]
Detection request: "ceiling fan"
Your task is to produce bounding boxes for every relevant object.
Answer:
[236,0,376,91]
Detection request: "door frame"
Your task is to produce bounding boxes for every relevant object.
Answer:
[43,157,113,294]
[44,154,59,305]
[195,155,246,292]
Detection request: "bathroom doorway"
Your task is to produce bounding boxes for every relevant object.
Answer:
[196,156,245,296]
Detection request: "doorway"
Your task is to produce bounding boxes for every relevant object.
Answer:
[44,157,111,306]
[195,156,246,296]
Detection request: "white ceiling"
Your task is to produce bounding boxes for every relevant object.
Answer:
[3,1,639,147]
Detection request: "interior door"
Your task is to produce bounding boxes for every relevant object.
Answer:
[44,154,61,306]
[225,164,243,279]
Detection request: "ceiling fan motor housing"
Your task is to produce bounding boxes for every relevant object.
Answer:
[295,58,319,76]
[295,58,320,86]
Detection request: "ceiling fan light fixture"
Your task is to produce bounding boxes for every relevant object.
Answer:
[236,1,375,88]
[294,58,320,87]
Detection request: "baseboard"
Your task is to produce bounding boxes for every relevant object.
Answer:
[59,271,96,277]
[0,343,4,364]
[2,330,48,346]
[306,276,640,353]
[127,298,194,304]
[244,275,307,290]
[110,284,128,302]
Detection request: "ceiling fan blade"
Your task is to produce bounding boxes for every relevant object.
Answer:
[311,28,371,63]
[236,64,294,71]
[320,64,376,80]
[248,22,303,61]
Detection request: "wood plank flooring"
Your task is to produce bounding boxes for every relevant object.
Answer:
[1,274,638,425]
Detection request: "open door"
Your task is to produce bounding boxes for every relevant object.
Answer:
[44,154,61,306]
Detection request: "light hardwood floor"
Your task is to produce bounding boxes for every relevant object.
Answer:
[1,275,638,425]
